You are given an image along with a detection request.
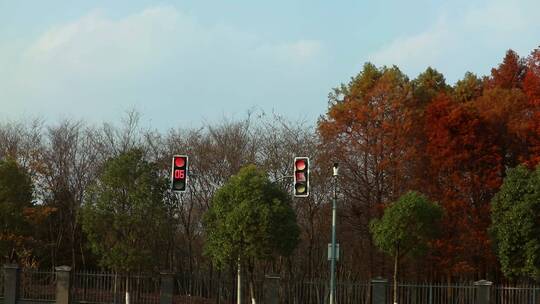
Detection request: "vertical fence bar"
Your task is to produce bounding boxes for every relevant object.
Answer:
[429,283,433,304]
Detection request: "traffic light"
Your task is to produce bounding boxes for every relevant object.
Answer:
[293,157,309,197]
[171,155,189,192]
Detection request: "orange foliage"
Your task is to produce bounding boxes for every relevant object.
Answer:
[422,49,540,277]
[424,94,501,277]
[318,66,418,277]
[523,48,540,166]
[319,47,540,280]
[319,66,416,204]
[23,206,57,225]
[489,50,525,89]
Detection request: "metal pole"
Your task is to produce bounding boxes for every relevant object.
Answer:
[330,163,338,304]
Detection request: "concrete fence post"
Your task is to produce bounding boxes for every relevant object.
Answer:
[55,266,72,304]
[160,272,174,304]
[3,264,19,304]
[264,274,280,304]
[474,280,492,304]
[371,278,388,304]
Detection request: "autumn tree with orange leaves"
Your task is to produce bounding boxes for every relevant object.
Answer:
[319,64,419,277]
[423,93,501,277]
[319,46,540,280]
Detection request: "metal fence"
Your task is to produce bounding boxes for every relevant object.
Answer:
[493,284,540,304]
[174,273,263,304]
[172,275,369,304]
[18,269,56,302]
[388,282,476,304]
[281,280,478,304]
[9,268,540,304]
[281,280,370,304]
[72,271,160,304]
[170,276,540,304]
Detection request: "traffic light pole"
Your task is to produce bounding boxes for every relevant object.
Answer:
[330,163,338,304]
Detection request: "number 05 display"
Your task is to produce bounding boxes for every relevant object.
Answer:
[171,155,188,192]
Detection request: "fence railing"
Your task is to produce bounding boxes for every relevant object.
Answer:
[6,264,540,304]
[280,280,370,304]
[174,273,264,304]
[18,269,56,302]
[387,282,476,304]
[72,271,159,304]
[492,283,540,304]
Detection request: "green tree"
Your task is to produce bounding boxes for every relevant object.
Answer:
[370,191,442,304]
[0,158,33,263]
[453,72,483,103]
[413,67,448,106]
[491,165,540,279]
[204,164,299,304]
[82,149,168,274]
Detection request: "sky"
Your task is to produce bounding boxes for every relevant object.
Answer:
[0,0,539,130]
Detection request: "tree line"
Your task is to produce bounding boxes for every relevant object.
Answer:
[1,46,539,283]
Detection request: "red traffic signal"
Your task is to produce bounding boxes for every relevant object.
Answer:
[294,157,309,197]
[171,155,189,192]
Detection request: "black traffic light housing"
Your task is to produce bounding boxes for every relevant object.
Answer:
[294,157,309,197]
[171,155,189,192]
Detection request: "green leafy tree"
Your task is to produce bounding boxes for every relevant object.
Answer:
[491,165,540,279]
[370,191,442,304]
[204,164,299,304]
[82,149,168,274]
[412,67,449,106]
[454,72,483,103]
[0,159,33,263]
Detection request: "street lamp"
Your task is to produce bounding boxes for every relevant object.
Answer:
[330,162,339,304]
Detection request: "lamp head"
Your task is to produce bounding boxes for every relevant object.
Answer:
[332,162,339,176]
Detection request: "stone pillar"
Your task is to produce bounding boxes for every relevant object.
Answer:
[371,278,388,304]
[3,264,19,304]
[55,266,72,304]
[474,280,492,304]
[160,272,174,304]
[264,274,280,304]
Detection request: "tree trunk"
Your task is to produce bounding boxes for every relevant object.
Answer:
[79,240,86,269]
[393,244,399,304]
[237,258,242,304]
[125,276,130,304]
[249,279,256,304]
[71,209,77,269]
[246,259,257,304]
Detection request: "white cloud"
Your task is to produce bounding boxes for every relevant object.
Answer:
[368,0,540,83]
[0,5,325,126]
[370,18,452,70]
[16,7,197,87]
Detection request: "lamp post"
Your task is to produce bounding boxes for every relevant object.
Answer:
[329,162,339,304]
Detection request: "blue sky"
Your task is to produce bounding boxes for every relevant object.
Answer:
[1,0,539,130]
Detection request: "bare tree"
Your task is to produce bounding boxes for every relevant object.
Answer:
[36,120,101,268]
